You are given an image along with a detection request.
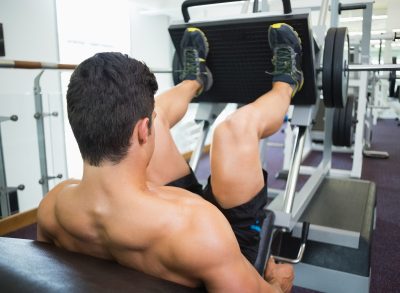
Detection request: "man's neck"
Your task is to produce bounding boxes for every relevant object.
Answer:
[81,156,149,194]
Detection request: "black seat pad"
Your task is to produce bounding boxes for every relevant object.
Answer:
[0,237,205,293]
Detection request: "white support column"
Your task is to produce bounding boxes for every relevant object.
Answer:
[351,3,373,178]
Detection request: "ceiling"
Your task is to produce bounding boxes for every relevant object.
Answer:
[130,0,400,52]
[129,0,398,31]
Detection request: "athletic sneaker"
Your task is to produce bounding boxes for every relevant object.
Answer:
[180,27,213,95]
[268,23,304,97]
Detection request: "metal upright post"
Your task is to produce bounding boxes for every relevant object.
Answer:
[351,3,372,177]
[189,120,210,172]
[0,115,18,217]
[0,125,10,218]
[34,70,50,195]
[261,0,269,12]
[282,126,307,214]
[323,0,339,171]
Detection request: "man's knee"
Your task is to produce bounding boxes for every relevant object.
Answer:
[213,111,256,144]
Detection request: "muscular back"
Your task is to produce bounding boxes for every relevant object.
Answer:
[37,180,279,292]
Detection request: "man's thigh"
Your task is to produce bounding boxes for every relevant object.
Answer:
[203,171,269,265]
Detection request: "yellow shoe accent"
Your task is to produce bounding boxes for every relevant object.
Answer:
[291,83,299,98]
[188,27,201,32]
[199,58,205,62]
[271,23,286,29]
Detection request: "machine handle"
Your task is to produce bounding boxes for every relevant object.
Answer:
[254,210,276,275]
[282,0,292,14]
[182,0,244,22]
[273,222,310,264]
[182,0,293,22]
[338,3,366,14]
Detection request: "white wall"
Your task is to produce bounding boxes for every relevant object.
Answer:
[0,0,66,213]
[56,0,131,179]
[129,2,175,93]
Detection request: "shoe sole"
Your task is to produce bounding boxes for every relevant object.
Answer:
[187,27,210,58]
[268,23,302,48]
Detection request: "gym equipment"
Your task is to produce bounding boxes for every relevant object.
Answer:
[173,1,381,291]
[169,12,318,106]
[273,2,377,292]
[170,0,385,287]
[0,237,205,292]
[332,27,349,109]
[0,23,4,57]
[332,95,357,147]
[0,114,24,218]
[322,27,349,108]
[389,57,398,97]
[322,27,336,108]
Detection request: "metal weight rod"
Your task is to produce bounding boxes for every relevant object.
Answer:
[0,59,173,74]
[2,57,400,74]
[317,63,400,72]
[347,64,400,71]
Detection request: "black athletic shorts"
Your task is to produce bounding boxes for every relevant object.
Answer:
[166,169,268,265]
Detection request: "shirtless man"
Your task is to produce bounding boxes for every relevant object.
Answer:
[37,23,303,293]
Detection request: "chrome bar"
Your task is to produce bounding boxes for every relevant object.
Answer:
[274,243,306,264]
[348,64,400,71]
[0,123,10,218]
[282,126,307,214]
[34,71,50,196]
[189,121,210,172]
[317,0,329,26]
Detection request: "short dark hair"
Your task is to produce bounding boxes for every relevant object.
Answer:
[67,52,158,166]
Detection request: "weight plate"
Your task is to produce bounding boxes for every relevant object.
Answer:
[332,103,344,146]
[332,27,349,108]
[172,50,182,85]
[322,28,337,108]
[343,95,355,147]
[332,95,356,146]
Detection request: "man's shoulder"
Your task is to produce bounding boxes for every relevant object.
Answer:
[38,179,80,210]
[37,180,80,229]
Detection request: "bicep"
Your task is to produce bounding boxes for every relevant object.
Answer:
[171,204,272,293]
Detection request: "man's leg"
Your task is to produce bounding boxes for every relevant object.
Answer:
[210,23,303,209]
[206,23,302,274]
[146,27,213,186]
[210,82,292,208]
[146,80,200,186]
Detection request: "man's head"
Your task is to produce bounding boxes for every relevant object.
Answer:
[67,52,158,166]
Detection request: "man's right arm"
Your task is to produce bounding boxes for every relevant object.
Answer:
[168,202,290,293]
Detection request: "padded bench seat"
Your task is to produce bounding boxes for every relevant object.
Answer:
[0,237,205,293]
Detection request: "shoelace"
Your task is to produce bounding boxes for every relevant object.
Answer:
[182,48,199,77]
[272,47,294,74]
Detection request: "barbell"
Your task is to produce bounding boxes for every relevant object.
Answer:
[319,27,400,109]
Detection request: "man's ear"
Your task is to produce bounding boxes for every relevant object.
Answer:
[137,118,150,145]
